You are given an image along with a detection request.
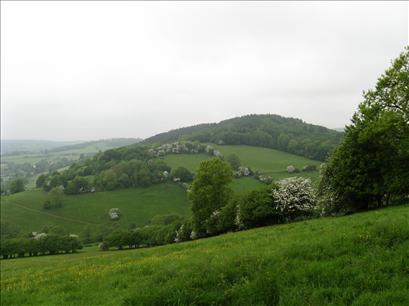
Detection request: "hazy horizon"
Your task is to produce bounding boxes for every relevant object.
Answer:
[1,113,343,142]
[1,1,408,141]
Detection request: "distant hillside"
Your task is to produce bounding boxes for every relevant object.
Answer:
[0,140,79,155]
[49,138,142,153]
[142,114,343,161]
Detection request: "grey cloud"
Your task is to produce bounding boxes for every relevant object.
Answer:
[1,1,408,140]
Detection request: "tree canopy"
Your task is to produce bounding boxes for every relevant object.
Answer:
[190,158,233,236]
[319,46,409,213]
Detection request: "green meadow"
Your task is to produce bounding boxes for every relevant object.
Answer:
[0,179,264,235]
[0,184,190,234]
[162,144,321,181]
[1,204,408,305]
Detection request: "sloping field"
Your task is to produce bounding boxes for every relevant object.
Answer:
[162,145,321,181]
[0,184,190,234]
[1,205,408,305]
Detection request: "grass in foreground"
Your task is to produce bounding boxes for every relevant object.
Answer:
[1,204,408,305]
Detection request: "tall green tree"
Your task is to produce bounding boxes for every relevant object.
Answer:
[43,187,64,209]
[226,154,241,171]
[319,47,409,213]
[190,158,233,235]
[8,178,25,194]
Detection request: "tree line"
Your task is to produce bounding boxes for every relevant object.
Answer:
[0,234,82,259]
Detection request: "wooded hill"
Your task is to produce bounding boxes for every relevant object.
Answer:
[142,114,343,160]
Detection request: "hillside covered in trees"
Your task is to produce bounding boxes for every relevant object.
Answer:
[142,114,343,160]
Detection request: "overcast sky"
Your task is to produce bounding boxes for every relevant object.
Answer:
[1,1,408,141]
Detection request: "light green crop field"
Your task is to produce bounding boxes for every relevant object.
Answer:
[162,145,321,182]
[1,204,408,305]
[214,144,321,174]
[0,184,190,234]
[161,153,210,172]
[230,177,265,194]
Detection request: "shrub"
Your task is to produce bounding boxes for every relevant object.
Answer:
[108,208,121,221]
[286,165,299,173]
[272,177,316,219]
[175,220,193,242]
[171,167,194,182]
[238,187,279,229]
[99,242,109,251]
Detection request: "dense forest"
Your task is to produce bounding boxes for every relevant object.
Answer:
[142,114,343,160]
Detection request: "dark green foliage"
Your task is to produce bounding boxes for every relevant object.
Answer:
[104,220,182,250]
[0,221,21,239]
[142,114,342,161]
[215,198,238,233]
[0,234,82,259]
[8,178,25,194]
[64,176,92,194]
[239,187,279,229]
[170,166,193,182]
[319,47,409,213]
[149,214,183,226]
[106,229,131,249]
[190,158,233,235]
[43,187,64,209]
[43,147,172,194]
[175,219,193,242]
[35,174,48,188]
[226,153,241,170]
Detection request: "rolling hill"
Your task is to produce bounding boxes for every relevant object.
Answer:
[1,204,408,305]
[0,183,189,235]
[0,140,79,155]
[0,178,265,236]
[1,138,142,165]
[1,139,323,237]
[142,114,343,160]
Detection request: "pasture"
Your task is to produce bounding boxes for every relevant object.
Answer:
[1,204,408,305]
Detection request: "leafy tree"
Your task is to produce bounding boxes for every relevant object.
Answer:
[101,169,118,190]
[36,174,48,188]
[64,176,92,194]
[43,187,64,209]
[190,158,233,236]
[226,154,241,171]
[239,187,277,228]
[171,167,194,182]
[8,178,25,194]
[319,47,409,213]
[106,229,129,250]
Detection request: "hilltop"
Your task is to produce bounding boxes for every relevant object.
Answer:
[142,114,343,160]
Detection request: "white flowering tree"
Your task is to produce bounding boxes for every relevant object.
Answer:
[108,208,121,221]
[272,177,316,219]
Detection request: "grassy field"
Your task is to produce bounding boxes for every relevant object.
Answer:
[1,204,408,305]
[0,178,265,236]
[0,184,190,235]
[230,177,265,194]
[162,145,321,182]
